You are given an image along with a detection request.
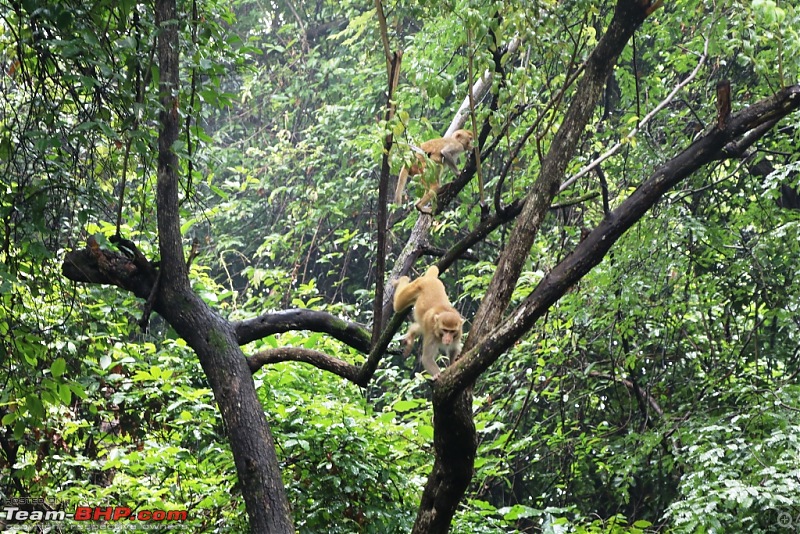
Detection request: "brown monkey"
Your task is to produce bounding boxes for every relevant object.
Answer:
[394,129,474,213]
[392,266,464,378]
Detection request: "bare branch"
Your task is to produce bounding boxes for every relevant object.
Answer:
[559,37,709,193]
[442,84,800,397]
[384,32,523,299]
[247,347,360,381]
[588,371,665,419]
[447,35,522,137]
[233,309,371,353]
[463,0,658,357]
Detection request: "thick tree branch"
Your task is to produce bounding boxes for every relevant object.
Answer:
[414,2,660,532]
[247,348,360,380]
[62,242,156,300]
[60,249,373,358]
[233,309,371,353]
[464,0,654,356]
[442,84,800,398]
[155,3,188,290]
[61,247,376,379]
[150,1,295,531]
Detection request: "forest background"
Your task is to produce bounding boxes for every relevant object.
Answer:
[1,0,800,532]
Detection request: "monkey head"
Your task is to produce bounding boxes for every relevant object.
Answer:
[434,310,463,345]
[451,129,474,152]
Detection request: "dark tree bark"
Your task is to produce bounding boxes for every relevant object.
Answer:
[411,2,659,531]
[445,84,800,394]
[62,0,296,534]
[59,0,800,531]
[140,1,297,531]
[233,309,370,350]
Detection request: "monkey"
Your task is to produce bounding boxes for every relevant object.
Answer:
[394,129,474,213]
[392,266,464,378]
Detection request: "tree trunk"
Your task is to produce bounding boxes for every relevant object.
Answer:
[413,1,659,531]
[154,0,293,530]
[411,389,475,534]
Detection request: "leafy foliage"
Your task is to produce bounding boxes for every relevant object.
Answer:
[1,0,799,532]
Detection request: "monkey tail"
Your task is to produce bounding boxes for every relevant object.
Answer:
[424,266,440,279]
[393,266,441,312]
[394,166,409,205]
[393,276,420,312]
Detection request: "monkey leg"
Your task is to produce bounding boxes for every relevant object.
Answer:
[415,166,442,213]
[419,337,442,378]
[403,323,422,357]
[415,195,435,214]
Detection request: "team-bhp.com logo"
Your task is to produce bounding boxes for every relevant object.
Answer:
[2,498,188,527]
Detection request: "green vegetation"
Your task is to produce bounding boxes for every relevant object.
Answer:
[1,0,799,531]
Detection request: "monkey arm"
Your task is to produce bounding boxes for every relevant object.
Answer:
[439,147,462,176]
[420,335,443,377]
[415,164,444,213]
[395,166,410,204]
[403,322,422,357]
[444,337,462,360]
[443,158,461,176]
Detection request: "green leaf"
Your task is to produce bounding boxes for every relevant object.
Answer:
[58,384,72,405]
[392,399,421,413]
[50,357,67,378]
[26,394,44,420]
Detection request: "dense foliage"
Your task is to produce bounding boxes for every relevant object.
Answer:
[1,0,799,531]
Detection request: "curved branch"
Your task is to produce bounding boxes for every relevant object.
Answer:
[441,84,800,399]
[247,347,360,381]
[233,309,371,353]
[243,309,404,386]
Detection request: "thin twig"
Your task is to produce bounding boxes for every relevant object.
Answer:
[559,36,710,193]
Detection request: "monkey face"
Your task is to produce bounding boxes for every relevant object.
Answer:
[434,311,463,345]
[439,328,459,345]
[453,129,474,151]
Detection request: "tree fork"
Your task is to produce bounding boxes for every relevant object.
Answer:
[412,1,660,532]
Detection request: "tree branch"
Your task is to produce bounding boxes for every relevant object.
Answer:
[155,0,188,289]
[233,309,371,353]
[414,2,661,531]
[588,371,665,420]
[62,240,156,300]
[464,0,656,357]
[559,37,709,193]
[442,84,800,398]
[247,347,360,381]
